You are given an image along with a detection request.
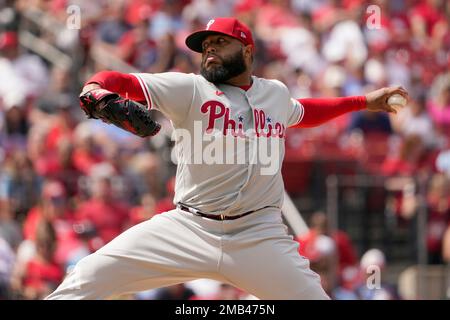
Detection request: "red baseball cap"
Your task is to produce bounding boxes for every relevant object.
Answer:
[0,31,18,50]
[185,17,254,53]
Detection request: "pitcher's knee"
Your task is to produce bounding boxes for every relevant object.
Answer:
[74,253,110,282]
[46,253,119,299]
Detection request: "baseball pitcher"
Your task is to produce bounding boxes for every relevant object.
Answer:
[46,17,408,300]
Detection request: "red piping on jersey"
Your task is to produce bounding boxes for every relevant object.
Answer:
[134,74,153,109]
[291,96,367,128]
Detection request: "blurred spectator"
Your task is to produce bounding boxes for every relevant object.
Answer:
[442,224,450,263]
[23,180,73,241]
[74,164,130,248]
[0,151,42,220]
[425,173,450,264]
[291,0,328,15]
[0,1,21,31]
[21,180,87,268]
[354,248,400,300]
[0,31,49,99]
[182,278,223,299]
[364,56,387,89]
[191,282,244,300]
[427,73,450,135]
[297,211,358,278]
[0,92,28,154]
[390,93,438,148]
[409,0,447,40]
[183,0,234,25]
[332,265,360,300]
[148,0,188,41]
[363,0,391,55]
[153,283,195,300]
[71,122,106,176]
[213,283,246,300]
[96,1,131,46]
[38,137,79,197]
[0,198,22,251]
[155,176,176,214]
[31,96,80,195]
[300,233,337,296]
[117,18,157,70]
[0,237,15,299]
[45,66,78,102]
[279,21,323,76]
[19,220,63,300]
[128,151,165,200]
[348,111,392,135]
[381,135,431,177]
[322,19,368,69]
[129,193,158,226]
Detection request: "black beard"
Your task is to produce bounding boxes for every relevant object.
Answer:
[200,50,247,83]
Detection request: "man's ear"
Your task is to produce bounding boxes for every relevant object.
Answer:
[244,45,253,61]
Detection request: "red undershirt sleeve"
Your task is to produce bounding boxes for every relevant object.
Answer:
[289,96,367,128]
[85,71,147,104]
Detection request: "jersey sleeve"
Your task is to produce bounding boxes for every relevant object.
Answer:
[131,72,195,125]
[287,98,305,127]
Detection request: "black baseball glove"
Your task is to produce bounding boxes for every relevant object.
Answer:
[79,88,161,138]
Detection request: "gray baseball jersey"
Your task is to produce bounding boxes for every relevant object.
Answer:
[133,72,305,216]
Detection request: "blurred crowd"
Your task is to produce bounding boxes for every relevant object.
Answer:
[0,0,449,300]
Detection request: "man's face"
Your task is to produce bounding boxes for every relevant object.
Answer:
[200,34,248,83]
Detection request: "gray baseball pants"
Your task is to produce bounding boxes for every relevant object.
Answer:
[45,207,329,300]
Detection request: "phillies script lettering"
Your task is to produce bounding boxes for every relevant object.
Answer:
[201,100,286,138]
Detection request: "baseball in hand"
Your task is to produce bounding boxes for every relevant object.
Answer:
[387,93,407,109]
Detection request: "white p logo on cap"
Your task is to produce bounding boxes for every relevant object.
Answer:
[206,19,215,30]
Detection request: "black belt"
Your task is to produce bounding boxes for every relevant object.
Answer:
[177,203,275,221]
